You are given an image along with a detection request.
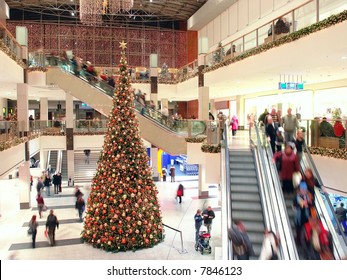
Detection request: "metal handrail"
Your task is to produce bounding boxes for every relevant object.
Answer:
[303,144,347,249]
[162,223,187,254]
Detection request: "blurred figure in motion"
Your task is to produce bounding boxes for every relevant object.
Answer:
[28,215,38,248]
[259,229,280,260]
[194,209,203,244]
[228,220,254,260]
[335,202,347,235]
[75,194,85,222]
[301,216,334,260]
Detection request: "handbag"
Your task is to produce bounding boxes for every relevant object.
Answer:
[42,205,48,211]
[27,227,33,235]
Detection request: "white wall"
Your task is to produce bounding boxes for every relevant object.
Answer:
[198,0,314,50]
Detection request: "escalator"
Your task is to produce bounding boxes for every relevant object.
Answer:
[229,149,265,258]
[60,150,68,182]
[223,123,298,260]
[46,66,207,155]
[261,128,347,260]
[47,150,58,173]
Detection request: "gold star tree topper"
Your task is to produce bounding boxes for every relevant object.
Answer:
[119,40,127,50]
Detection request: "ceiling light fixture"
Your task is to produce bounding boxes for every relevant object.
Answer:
[79,0,134,25]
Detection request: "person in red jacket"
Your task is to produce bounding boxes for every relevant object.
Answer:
[176,184,184,204]
[333,117,345,137]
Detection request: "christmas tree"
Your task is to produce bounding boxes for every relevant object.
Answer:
[82,41,164,252]
[160,63,169,81]
[213,42,225,64]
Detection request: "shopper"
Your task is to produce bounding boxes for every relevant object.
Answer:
[169,165,175,182]
[75,194,86,222]
[228,220,254,260]
[28,215,38,248]
[281,108,300,143]
[194,209,203,243]
[202,206,215,234]
[46,209,59,246]
[176,184,184,204]
[259,229,280,260]
[36,193,45,219]
[335,202,347,234]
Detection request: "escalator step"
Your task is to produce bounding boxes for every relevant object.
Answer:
[231,192,260,202]
[229,169,256,177]
[230,177,258,185]
[232,201,262,212]
[230,184,259,193]
[232,211,264,222]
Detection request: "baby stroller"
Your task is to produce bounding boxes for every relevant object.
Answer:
[195,225,212,255]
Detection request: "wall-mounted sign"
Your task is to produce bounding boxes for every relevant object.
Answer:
[278,82,304,90]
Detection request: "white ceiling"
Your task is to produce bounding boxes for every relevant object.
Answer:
[1,19,347,103]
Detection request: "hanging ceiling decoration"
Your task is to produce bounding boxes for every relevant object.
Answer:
[80,0,134,25]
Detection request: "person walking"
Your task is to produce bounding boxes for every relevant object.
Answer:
[28,215,38,248]
[43,173,51,196]
[335,202,347,234]
[169,165,175,182]
[230,114,239,136]
[52,172,59,194]
[161,167,167,182]
[228,220,255,260]
[36,177,43,195]
[259,229,280,260]
[36,193,45,219]
[56,172,62,193]
[281,108,300,143]
[194,209,203,244]
[84,149,91,164]
[75,194,85,222]
[176,184,184,204]
[46,209,59,246]
[202,206,215,234]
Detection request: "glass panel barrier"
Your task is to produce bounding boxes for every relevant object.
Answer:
[294,1,317,31]
[319,0,347,21]
[0,22,23,63]
[244,30,257,51]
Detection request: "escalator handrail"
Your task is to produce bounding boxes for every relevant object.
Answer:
[303,144,347,248]
[223,123,233,259]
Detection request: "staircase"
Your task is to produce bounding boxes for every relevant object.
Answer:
[48,150,58,173]
[229,149,265,259]
[61,150,68,182]
[74,151,100,183]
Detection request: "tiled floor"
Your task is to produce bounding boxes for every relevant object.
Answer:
[0,176,222,260]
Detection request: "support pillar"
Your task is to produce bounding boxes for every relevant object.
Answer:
[236,95,245,129]
[65,92,74,184]
[150,54,159,109]
[17,83,29,136]
[210,99,216,120]
[161,98,169,110]
[18,160,31,209]
[40,97,48,121]
[197,45,211,197]
[150,146,159,181]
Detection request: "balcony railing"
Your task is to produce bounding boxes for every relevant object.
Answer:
[0,22,25,67]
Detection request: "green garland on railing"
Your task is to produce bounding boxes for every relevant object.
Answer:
[185,136,206,143]
[201,143,221,153]
[27,66,48,73]
[0,134,39,152]
[308,146,347,160]
[203,10,347,74]
[0,40,26,68]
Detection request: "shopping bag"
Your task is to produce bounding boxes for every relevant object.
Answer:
[42,205,48,212]
[44,229,48,238]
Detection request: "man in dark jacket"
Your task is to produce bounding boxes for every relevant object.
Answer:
[228,220,255,260]
[202,206,215,234]
[46,209,59,246]
[335,203,347,234]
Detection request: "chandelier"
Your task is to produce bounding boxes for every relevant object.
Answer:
[80,0,134,25]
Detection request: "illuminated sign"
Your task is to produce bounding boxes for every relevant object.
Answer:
[278,82,304,90]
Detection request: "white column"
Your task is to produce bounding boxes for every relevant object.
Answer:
[198,87,209,121]
[40,149,48,170]
[150,147,159,180]
[65,92,74,129]
[236,95,245,128]
[161,98,169,110]
[18,161,31,209]
[210,99,216,119]
[17,83,29,134]
[198,164,209,198]
[40,97,48,121]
